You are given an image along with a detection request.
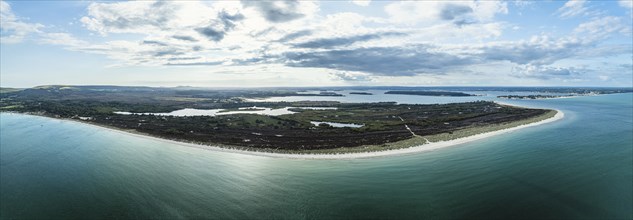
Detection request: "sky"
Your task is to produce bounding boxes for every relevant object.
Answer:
[1,0,632,88]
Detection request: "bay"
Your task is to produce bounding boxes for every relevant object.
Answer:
[1,93,631,219]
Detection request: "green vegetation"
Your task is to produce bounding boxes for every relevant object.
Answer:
[1,85,559,153]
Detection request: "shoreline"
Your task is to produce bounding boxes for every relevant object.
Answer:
[1,108,565,160]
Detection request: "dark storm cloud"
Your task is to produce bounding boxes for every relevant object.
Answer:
[439,4,473,20]
[196,11,244,42]
[241,0,305,23]
[453,19,476,27]
[153,50,184,57]
[172,35,198,42]
[293,32,407,49]
[480,40,586,65]
[196,27,226,42]
[280,38,611,76]
[439,4,476,26]
[276,30,313,42]
[218,11,245,29]
[167,57,200,61]
[165,61,223,66]
[283,46,475,76]
[141,40,168,46]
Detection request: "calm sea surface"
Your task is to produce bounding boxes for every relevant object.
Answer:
[1,92,631,219]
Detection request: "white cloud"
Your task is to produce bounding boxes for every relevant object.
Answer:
[39,32,88,47]
[0,0,43,44]
[80,1,196,35]
[513,0,534,8]
[329,71,372,81]
[619,0,633,9]
[511,64,580,79]
[384,1,507,26]
[351,0,371,7]
[556,0,588,18]
[573,16,632,40]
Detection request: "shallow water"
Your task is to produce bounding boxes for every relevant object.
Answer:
[310,121,364,128]
[1,93,631,219]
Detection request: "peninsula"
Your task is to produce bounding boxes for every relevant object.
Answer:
[385,90,476,96]
[498,94,574,99]
[1,85,562,156]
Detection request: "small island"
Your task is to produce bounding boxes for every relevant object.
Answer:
[385,90,476,97]
[350,92,373,95]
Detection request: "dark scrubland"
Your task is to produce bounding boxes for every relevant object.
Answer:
[2,85,552,151]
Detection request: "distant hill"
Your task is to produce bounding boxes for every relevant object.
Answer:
[0,87,24,94]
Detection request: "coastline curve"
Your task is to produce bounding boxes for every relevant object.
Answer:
[2,109,565,160]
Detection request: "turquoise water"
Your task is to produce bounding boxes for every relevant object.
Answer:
[1,93,631,219]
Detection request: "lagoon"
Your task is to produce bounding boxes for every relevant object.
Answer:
[114,106,338,117]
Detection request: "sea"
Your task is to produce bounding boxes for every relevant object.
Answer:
[1,91,631,219]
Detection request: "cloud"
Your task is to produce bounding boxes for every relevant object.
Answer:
[241,0,314,23]
[283,45,474,76]
[167,57,200,61]
[577,44,633,57]
[329,71,372,81]
[293,32,406,49]
[511,64,580,79]
[0,0,43,43]
[172,35,197,42]
[556,0,589,18]
[385,1,507,25]
[195,11,244,42]
[573,16,631,40]
[141,40,168,46]
[80,1,178,35]
[351,0,370,7]
[276,30,312,42]
[196,27,225,42]
[513,0,534,8]
[38,32,88,47]
[620,0,633,9]
[477,36,588,65]
[439,4,472,20]
[9,0,629,87]
[278,25,628,77]
[165,61,223,66]
[153,49,184,57]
